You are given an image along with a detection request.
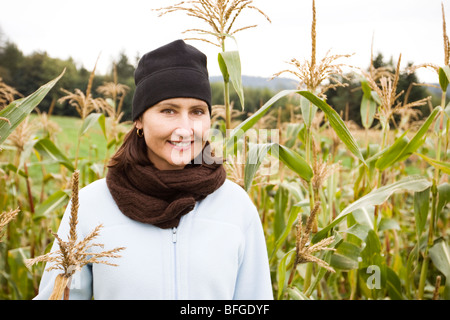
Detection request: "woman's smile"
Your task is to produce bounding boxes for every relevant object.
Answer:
[168,139,194,150]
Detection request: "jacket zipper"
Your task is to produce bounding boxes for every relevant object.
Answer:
[172,227,178,299]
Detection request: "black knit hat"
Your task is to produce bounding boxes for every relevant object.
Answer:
[132,40,212,121]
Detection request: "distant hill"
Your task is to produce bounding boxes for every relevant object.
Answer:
[424,83,450,97]
[210,75,298,91]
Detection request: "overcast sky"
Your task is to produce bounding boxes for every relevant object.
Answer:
[0,0,447,83]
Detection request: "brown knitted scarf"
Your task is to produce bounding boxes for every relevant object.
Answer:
[106,156,226,229]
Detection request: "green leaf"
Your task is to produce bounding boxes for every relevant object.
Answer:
[270,205,301,261]
[378,218,400,232]
[430,239,450,277]
[397,106,442,160]
[7,247,30,299]
[360,79,377,129]
[360,229,382,267]
[437,183,450,217]
[287,286,312,300]
[360,95,377,129]
[268,143,313,182]
[439,66,450,92]
[352,207,375,229]
[376,106,441,170]
[386,267,404,300]
[361,79,373,99]
[33,138,75,172]
[274,185,290,240]
[297,91,366,166]
[225,90,293,154]
[1,163,27,178]
[375,131,409,171]
[300,95,317,127]
[330,241,361,271]
[34,190,69,220]
[277,249,296,300]
[415,152,450,174]
[429,238,450,300]
[244,143,272,191]
[244,142,313,190]
[218,51,244,110]
[225,90,367,168]
[312,175,432,243]
[79,112,106,138]
[0,69,65,144]
[217,53,229,83]
[414,187,430,238]
[284,123,304,148]
[343,223,371,242]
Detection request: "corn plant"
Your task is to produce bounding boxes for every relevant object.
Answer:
[0,62,130,299]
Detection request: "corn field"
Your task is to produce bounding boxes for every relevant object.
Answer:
[1,0,449,300]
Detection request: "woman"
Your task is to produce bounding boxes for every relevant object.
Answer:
[35,40,273,300]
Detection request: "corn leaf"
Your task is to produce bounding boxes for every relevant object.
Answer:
[287,287,312,300]
[360,79,377,129]
[270,205,301,261]
[33,138,74,172]
[414,186,430,238]
[217,52,229,83]
[429,239,450,299]
[298,91,367,166]
[429,239,450,277]
[277,249,295,300]
[374,131,409,171]
[300,95,317,127]
[375,106,441,171]
[437,183,450,217]
[284,123,304,148]
[274,185,290,241]
[439,66,450,92]
[0,69,65,144]
[218,51,244,110]
[330,241,361,271]
[415,152,450,174]
[268,143,313,182]
[361,95,377,129]
[312,175,432,243]
[225,90,293,154]
[386,267,404,300]
[34,190,69,221]
[7,247,30,300]
[226,89,366,166]
[79,112,106,138]
[244,142,313,190]
[244,143,273,191]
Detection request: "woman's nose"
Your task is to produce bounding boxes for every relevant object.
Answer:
[172,113,194,139]
[172,126,192,140]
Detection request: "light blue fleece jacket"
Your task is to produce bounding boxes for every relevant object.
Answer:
[34,178,273,300]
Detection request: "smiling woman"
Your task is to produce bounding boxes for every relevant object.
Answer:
[135,97,211,170]
[34,39,273,300]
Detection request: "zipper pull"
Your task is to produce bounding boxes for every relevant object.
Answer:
[172,227,177,243]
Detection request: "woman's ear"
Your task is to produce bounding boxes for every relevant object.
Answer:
[135,118,143,130]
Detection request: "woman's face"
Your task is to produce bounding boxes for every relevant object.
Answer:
[135,97,211,170]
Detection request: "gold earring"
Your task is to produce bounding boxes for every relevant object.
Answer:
[136,128,144,138]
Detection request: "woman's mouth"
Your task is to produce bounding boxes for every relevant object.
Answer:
[168,140,193,150]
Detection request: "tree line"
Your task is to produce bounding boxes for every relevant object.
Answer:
[0,35,433,126]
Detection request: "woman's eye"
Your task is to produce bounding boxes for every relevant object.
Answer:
[161,109,175,114]
[192,109,205,116]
